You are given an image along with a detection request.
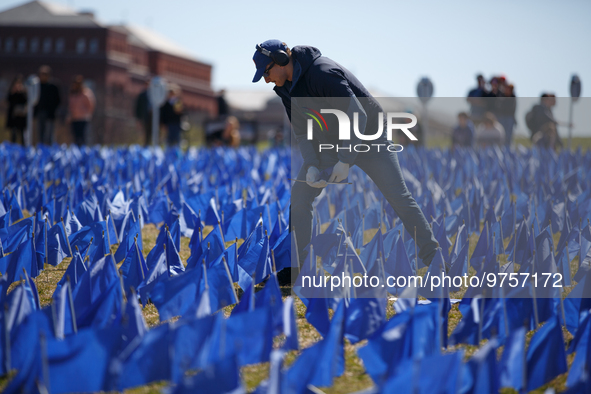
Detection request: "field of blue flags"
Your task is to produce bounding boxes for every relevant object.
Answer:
[1,142,591,393]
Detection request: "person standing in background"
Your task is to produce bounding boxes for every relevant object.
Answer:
[476,112,505,147]
[217,89,229,117]
[222,115,241,147]
[485,76,504,119]
[67,75,95,146]
[160,84,184,147]
[451,112,475,150]
[467,74,487,125]
[34,65,61,145]
[134,79,152,146]
[5,75,27,145]
[498,83,517,148]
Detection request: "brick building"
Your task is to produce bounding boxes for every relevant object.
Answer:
[0,0,216,144]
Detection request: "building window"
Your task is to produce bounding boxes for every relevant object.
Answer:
[17,37,26,53]
[30,37,39,53]
[76,37,86,54]
[5,37,13,52]
[89,38,98,54]
[43,37,52,53]
[55,37,65,53]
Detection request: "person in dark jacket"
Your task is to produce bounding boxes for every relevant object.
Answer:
[497,83,517,148]
[451,112,475,149]
[159,84,184,147]
[5,75,27,145]
[252,40,439,283]
[34,65,61,145]
[134,80,152,146]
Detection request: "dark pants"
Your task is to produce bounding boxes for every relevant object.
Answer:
[291,143,439,268]
[143,117,153,146]
[10,127,24,145]
[71,121,87,146]
[498,116,515,148]
[36,110,55,145]
[167,123,181,146]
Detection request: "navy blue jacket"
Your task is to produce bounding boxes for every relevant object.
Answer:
[273,46,384,170]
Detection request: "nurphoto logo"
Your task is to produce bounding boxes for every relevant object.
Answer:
[306,109,418,153]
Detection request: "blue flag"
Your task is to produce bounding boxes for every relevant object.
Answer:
[498,326,526,391]
[463,338,499,394]
[54,249,87,297]
[171,356,244,394]
[567,312,591,388]
[283,300,346,390]
[114,211,142,263]
[120,240,148,296]
[47,221,71,266]
[150,264,204,321]
[526,315,568,391]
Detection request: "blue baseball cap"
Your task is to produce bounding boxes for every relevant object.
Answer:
[252,39,286,83]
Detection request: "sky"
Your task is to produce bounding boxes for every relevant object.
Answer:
[1,0,589,99]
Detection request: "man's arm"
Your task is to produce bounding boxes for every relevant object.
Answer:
[313,70,368,165]
[276,89,320,170]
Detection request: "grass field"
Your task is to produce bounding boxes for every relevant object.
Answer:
[0,218,581,393]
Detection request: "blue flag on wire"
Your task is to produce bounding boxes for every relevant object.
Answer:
[150,263,204,321]
[563,268,591,335]
[498,326,526,391]
[71,254,119,313]
[63,209,83,237]
[171,356,244,394]
[1,219,32,254]
[186,223,225,270]
[120,240,148,296]
[137,248,171,305]
[117,322,172,390]
[0,236,39,284]
[344,297,387,344]
[51,281,76,339]
[47,221,71,266]
[75,275,123,329]
[3,276,39,336]
[114,212,142,263]
[556,247,573,287]
[283,300,346,391]
[54,248,87,297]
[46,325,123,393]
[526,315,568,391]
[385,236,415,295]
[567,312,591,388]
[382,351,464,394]
[170,315,217,381]
[463,338,499,394]
[358,303,441,385]
[470,224,488,270]
[448,240,469,291]
[224,207,248,240]
[206,306,274,367]
[165,228,185,274]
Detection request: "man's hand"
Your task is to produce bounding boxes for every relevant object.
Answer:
[328,161,350,183]
[306,166,327,188]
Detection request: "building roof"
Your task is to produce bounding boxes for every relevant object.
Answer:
[0,0,102,27]
[0,1,205,63]
[114,24,201,62]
